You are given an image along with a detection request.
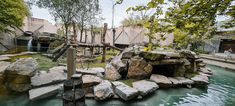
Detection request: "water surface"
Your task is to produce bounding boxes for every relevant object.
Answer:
[1,65,235,106]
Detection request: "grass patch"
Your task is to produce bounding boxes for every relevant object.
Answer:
[7,54,58,71]
[32,54,58,71]
[120,79,137,87]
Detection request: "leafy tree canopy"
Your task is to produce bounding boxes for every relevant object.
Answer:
[0,0,29,33]
[126,0,235,49]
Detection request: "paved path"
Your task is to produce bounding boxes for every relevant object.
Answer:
[200,54,235,70]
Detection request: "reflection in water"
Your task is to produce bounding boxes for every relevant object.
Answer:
[0,65,235,106]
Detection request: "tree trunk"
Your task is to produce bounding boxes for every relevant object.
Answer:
[85,29,87,43]
[101,23,108,62]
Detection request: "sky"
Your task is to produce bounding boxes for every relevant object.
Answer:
[30,0,230,28]
[31,0,150,28]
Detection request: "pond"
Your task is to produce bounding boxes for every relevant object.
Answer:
[0,65,235,106]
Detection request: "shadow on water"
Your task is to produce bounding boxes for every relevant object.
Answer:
[0,65,235,106]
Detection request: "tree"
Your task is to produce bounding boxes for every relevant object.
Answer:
[74,0,100,43]
[121,11,150,27]
[127,0,235,50]
[32,0,82,42]
[0,0,29,33]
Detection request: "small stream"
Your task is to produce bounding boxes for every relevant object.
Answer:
[0,65,235,106]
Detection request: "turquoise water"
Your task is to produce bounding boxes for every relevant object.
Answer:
[1,65,235,106]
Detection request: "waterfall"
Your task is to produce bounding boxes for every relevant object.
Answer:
[27,39,32,51]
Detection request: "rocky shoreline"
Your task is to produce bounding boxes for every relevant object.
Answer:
[0,47,213,101]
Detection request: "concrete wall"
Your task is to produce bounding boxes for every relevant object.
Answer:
[0,33,15,51]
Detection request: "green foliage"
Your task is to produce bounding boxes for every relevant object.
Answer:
[127,0,235,50]
[0,0,29,33]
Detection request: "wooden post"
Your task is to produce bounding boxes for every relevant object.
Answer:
[67,47,76,79]
[101,23,108,62]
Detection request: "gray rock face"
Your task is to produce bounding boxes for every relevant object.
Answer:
[82,75,103,87]
[0,61,10,75]
[0,56,10,61]
[139,51,166,61]
[132,80,158,96]
[112,81,139,101]
[6,58,38,76]
[76,67,105,76]
[127,58,152,79]
[49,66,67,73]
[150,74,172,87]
[180,50,199,59]
[110,56,126,72]
[168,77,194,86]
[94,80,114,100]
[198,67,213,75]
[29,84,62,101]
[31,71,66,87]
[191,75,209,85]
[5,58,38,92]
[104,64,121,81]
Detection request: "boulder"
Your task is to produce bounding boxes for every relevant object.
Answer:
[127,58,152,79]
[191,75,209,85]
[139,51,165,61]
[150,74,172,87]
[82,75,103,87]
[0,61,11,75]
[93,80,114,100]
[112,81,139,101]
[180,50,199,59]
[49,66,67,73]
[6,58,38,77]
[132,80,159,96]
[120,48,135,59]
[29,84,62,101]
[0,56,10,61]
[76,67,105,76]
[150,59,184,65]
[198,63,206,67]
[5,58,38,92]
[155,51,182,58]
[104,64,121,81]
[31,71,66,87]
[168,77,194,87]
[198,67,213,75]
[110,56,126,72]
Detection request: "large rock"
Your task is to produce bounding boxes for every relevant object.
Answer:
[180,50,199,59]
[82,75,103,87]
[110,56,126,72]
[6,58,38,76]
[94,80,114,100]
[76,67,105,77]
[0,56,10,61]
[198,67,213,75]
[49,66,67,73]
[112,81,139,101]
[139,51,165,61]
[132,80,158,96]
[150,59,184,65]
[191,75,209,85]
[150,74,172,87]
[31,71,66,87]
[104,64,121,81]
[5,58,38,92]
[29,84,62,101]
[127,58,152,79]
[0,61,11,79]
[168,77,194,87]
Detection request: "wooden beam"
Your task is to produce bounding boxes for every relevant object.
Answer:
[101,23,108,62]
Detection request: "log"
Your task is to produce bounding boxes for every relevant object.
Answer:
[101,42,123,51]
